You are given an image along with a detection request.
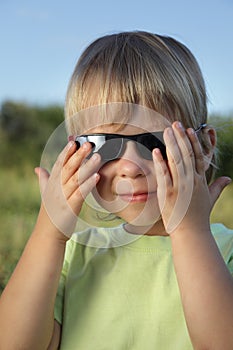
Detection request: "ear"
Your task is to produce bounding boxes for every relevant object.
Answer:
[203,126,216,171]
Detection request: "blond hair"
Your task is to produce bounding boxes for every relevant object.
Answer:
[65,31,216,181]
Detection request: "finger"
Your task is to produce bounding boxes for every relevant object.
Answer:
[186,128,205,174]
[62,141,77,165]
[34,167,50,194]
[64,153,101,199]
[209,176,232,209]
[163,126,185,187]
[153,147,172,212]
[69,173,100,213]
[77,154,101,185]
[172,122,196,177]
[50,141,77,181]
[62,142,93,184]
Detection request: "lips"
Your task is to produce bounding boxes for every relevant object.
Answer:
[117,191,156,203]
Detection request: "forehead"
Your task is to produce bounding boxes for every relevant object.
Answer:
[67,103,171,135]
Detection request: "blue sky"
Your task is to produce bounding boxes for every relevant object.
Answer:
[0,0,233,115]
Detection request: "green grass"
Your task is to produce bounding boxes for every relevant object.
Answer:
[0,168,232,294]
[0,167,40,292]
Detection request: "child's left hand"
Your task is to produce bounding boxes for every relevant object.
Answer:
[153,121,231,234]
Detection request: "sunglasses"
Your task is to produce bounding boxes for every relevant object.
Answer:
[72,132,166,161]
[70,124,207,163]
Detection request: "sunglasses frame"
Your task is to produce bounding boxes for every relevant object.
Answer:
[69,124,207,162]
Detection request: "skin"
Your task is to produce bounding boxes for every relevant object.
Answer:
[0,121,232,349]
[91,125,163,233]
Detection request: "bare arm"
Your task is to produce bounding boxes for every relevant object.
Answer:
[0,141,100,349]
[153,122,233,349]
[171,226,233,350]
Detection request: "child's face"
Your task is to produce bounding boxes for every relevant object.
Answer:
[89,123,166,228]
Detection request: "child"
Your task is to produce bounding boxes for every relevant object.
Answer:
[0,31,233,350]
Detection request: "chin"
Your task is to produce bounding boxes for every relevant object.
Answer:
[117,200,161,227]
[93,190,161,227]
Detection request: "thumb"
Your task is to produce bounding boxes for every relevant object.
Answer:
[34,167,50,195]
[209,176,232,208]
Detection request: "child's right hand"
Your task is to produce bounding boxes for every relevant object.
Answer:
[34,141,101,240]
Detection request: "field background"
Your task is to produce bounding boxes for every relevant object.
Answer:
[0,102,233,294]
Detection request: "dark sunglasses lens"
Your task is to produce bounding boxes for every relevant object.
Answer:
[75,136,124,161]
[137,134,167,160]
[98,138,123,161]
[75,133,167,162]
[157,142,167,159]
[137,142,153,160]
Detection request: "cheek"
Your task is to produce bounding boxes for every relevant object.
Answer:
[96,176,112,199]
[93,164,115,202]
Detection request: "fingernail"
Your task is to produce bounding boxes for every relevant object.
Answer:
[153,148,161,156]
[82,142,89,150]
[94,173,100,181]
[177,121,183,130]
[91,153,100,162]
[167,127,173,136]
[188,128,195,135]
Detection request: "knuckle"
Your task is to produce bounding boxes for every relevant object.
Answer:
[75,186,87,200]
[187,148,194,157]
[63,162,71,173]
[71,173,78,186]
[196,152,204,162]
[171,156,181,166]
[162,167,170,177]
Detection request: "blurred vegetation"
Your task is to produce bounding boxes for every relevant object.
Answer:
[209,114,233,179]
[0,100,64,169]
[0,101,233,293]
[0,101,64,293]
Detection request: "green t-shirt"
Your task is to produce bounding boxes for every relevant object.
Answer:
[55,223,233,350]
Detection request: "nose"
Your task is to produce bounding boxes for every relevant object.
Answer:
[117,141,150,178]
